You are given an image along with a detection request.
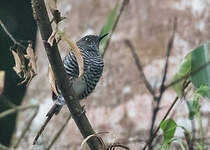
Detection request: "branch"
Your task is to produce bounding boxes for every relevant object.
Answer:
[0,144,9,150]
[0,19,26,49]
[12,106,39,149]
[164,60,210,90]
[147,18,177,150]
[143,81,190,150]
[143,97,179,150]
[124,39,155,96]
[46,114,71,150]
[0,95,16,108]
[0,104,38,119]
[102,0,129,56]
[31,0,101,149]
[160,17,177,93]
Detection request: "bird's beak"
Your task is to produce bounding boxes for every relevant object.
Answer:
[99,33,109,42]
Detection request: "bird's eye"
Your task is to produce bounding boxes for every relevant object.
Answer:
[85,37,88,41]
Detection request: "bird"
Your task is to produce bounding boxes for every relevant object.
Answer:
[33,33,108,144]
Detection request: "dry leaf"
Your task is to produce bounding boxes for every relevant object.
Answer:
[12,50,22,76]
[25,40,37,74]
[47,30,57,46]
[58,32,84,77]
[11,49,25,77]
[48,66,58,96]
[81,132,108,149]
[51,9,66,24]
[47,0,57,15]
[16,41,37,86]
[67,39,84,77]
[0,71,5,95]
[47,0,65,24]
[11,41,37,86]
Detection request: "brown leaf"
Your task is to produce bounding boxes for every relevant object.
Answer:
[47,30,57,47]
[11,49,24,77]
[0,71,5,95]
[58,32,84,77]
[25,41,37,74]
[48,66,58,96]
[51,9,66,24]
[47,0,57,14]
[14,41,38,86]
[69,40,84,78]
[10,41,37,86]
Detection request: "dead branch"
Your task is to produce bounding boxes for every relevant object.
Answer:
[102,0,129,56]
[148,18,177,150]
[0,143,10,150]
[124,39,155,96]
[31,0,102,149]
[143,81,190,150]
[0,20,26,49]
[12,106,39,149]
[46,114,71,150]
[164,60,210,90]
[0,104,38,119]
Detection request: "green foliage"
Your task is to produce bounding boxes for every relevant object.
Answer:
[172,42,210,98]
[160,142,170,150]
[190,42,210,98]
[160,119,177,144]
[171,43,210,149]
[187,85,210,120]
[160,119,193,150]
[160,138,186,150]
[187,99,200,120]
[195,142,204,150]
[178,125,192,139]
[172,54,191,97]
[99,0,119,54]
[195,85,210,97]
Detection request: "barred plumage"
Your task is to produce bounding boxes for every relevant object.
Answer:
[48,34,107,115]
[63,44,104,100]
[33,34,108,144]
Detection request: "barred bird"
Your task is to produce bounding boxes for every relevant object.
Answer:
[33,33,108,144]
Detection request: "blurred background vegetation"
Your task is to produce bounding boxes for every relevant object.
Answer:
[1,0,210,150]
[0,0,36,146]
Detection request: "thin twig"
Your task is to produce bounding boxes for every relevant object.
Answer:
[0,104,39,119]
[198,112,205,149]
[31,0,102,149]
[160,17,177,94]
[102,0,129,56]
[46,114,71,150]
[191,119,196,150]
[124,39,155,96]
[164,60,210,90]
[33,110,54,145]
[0,143,10,150]
[146,97,179,148]
[13,106,39,149]
[148,18,177,150]
[0,19,26,49]
[0,95,16,108]
[142,81,190,150]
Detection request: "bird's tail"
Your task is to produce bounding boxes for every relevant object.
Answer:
[33,104,62,145]
[46,103,62,116]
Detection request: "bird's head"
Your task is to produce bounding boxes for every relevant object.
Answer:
[76,33,108,52]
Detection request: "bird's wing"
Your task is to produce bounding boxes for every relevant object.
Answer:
[63,51,79,78]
